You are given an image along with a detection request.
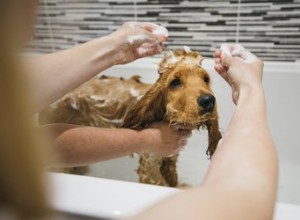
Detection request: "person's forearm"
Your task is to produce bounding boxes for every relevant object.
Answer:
[25,36,119,112]
[202,86,277,219]
[44,124,147,167]
[205,86,277,186]
[25,22,167,112]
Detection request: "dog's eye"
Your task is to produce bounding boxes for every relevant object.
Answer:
[170,78,181,89]
[204,76,210,84]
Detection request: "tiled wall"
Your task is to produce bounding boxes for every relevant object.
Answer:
[31,0,300,62]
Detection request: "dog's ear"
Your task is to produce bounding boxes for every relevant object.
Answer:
[205,117,222,158]
[123,80,166,129]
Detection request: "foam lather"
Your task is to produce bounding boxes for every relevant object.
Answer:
[152,24,169,41]
[220,44,257,63]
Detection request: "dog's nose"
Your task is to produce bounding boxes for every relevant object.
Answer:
[197,95,215,112]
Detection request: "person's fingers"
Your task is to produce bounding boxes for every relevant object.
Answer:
[138,42,158,49]
[214,49,221,58]
[136,43,163,57]
[214,58,228,78]
[214,63,224,74]
[127,22,168,43]
[220,52,234,68]
[217,45,236,79]
[223,44,244,55]
[221,44,259,64]
[125,21,156,30]
[138,23,168,43]
[138,23,156,32]
[230,44,245,54]
[215,57,221,66]
[130,30,161,47]
[232,48,258,63]
[220,44,244,68]
[130,22,158,31]
[215,65,230,83]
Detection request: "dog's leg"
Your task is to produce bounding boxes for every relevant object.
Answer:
[138,153,169,186]
[160,155,179,187]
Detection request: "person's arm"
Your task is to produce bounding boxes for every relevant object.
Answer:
[133,45,278,220]
[24,22,167,112]
[43,122,190,167]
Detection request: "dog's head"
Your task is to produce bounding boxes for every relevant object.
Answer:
[123,48,222,157]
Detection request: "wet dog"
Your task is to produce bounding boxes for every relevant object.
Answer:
[39,48,222,186]
[123,49,222,186]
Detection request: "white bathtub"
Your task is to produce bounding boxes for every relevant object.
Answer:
[49,173,300,219]
[83,57,300,206]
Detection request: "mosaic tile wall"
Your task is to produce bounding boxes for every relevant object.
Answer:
[31,0,300,62]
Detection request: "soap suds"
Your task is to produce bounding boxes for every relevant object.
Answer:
[136,95,144,100]
[127,23,168,44]
[70,97,79,110]
[89,95,105,101]
[232,47,257,63]
[130,87,140,98]
[137,47,150,56]
[128,22,139,29]
[220,44,231,57]
[101,117,124,124]
[128,34,148,45]
[183,58,193,65]
[220,44,257,63]
[152,24,169,39]
[183,45,192,53]
[166,51,178,64]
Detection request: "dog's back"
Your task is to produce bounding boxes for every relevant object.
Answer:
[39,75,151,127]
[39,75,151,174]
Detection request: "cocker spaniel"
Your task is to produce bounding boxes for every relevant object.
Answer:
[39,48,222,186]
[122,49,222,186]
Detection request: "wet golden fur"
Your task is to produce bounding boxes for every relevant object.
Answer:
[39,49,222,186]
[39,74,151,174]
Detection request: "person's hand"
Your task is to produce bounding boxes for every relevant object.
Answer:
[109,21,168,65]
[214,44,264,104]
[140,121,192,157]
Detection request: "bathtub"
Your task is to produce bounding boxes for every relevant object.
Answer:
[49,173,300,219]
[49,57,300,219]
[85,57,300,206]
